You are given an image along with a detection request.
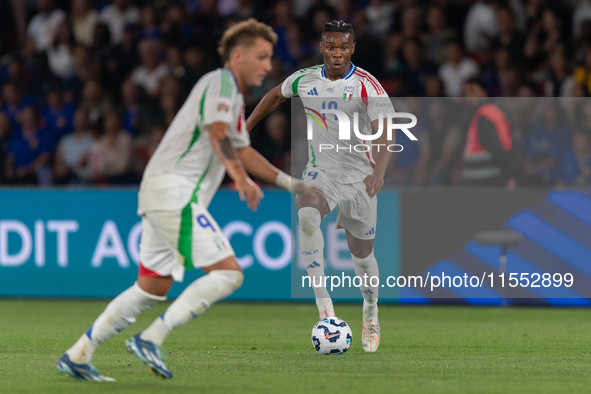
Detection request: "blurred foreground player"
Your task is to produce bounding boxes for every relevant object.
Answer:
[247,21,394,352]
[57,19,318,381]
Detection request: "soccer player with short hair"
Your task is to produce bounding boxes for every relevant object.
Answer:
[247,20,394,352]
[57,18,318,381]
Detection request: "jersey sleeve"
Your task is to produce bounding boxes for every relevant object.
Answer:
[201,71,238,126]
[228,107,250,149]
[280,71,301,98]
[361,73,393,122]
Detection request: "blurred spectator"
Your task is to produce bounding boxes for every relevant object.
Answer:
[184,46,217,82]
[464,0,498,52]
[490,6,525,61]
[89,111,132,183]
[365,0,395,40]
[26,0,66,52]
[159,76,184,127]
[132,40,169,98]
[98,0,140,45]
[460,78,517,188]
[2,82,36,126]
[89,23,113,66]
[42,85,75,143]
[160,4,194,48]
[71,0,98,46]
[139,5,160,41]
[0,113,13,183]
[47,21,76,80]
[524,8,565,70]
[573,0,591,37]
[424,6,457,65]
[400,38,438,96]
[53,107,93,184]
[256,111,289,171]
[351,10,383,77]
[425,75,444,97]
[79,79,112,126]
[557,131,591,186]
[132,124,165,176]
[120,77,165,138]
[167,46,199,89]
[439,40,479,97]
[414,100,462,185]
[107,23,140,87]
[4,106,52,185]
[574,46,591,95]
[545,47,575,97]
[523,101,571,185]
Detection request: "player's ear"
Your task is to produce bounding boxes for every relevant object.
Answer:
[319,41,323,53]
[230,46,243,64]
[351,42,355,55]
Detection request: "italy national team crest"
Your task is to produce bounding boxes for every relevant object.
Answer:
[343,86,354,102]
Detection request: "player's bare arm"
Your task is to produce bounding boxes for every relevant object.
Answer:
[246,84,286,132]
[209,121,264,211]
[236,146,323,199]
[364,118,392,198]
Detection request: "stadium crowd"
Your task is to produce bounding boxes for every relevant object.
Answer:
[1,0,591,187]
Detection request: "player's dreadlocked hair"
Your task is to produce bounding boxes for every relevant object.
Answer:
[322,20,356,43]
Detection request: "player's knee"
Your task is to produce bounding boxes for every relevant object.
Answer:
[298,207,321,236]
[297,192,322,211]
[209,269,244,293]
[351,249,375,266]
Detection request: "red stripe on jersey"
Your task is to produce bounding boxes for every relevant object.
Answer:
[360,82,368,107]
[354,70,384,94]
[355,70,384,94]
[237,104,245,133]
[139,262,162,277]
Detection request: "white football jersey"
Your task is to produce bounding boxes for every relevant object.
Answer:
[138,68,249,214]
[282,63,392,184]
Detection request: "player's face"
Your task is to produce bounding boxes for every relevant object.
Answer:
[320,32,355,78]
[238,38,273,88]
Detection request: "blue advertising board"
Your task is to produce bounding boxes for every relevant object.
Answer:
[0,189,401,300]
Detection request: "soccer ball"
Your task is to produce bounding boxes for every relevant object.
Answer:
[311,317,352,355]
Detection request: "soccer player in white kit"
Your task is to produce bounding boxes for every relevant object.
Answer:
[57,19,318,381]
[247,21,394,353]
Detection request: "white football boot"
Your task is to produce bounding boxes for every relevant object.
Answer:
[361,302,380,352]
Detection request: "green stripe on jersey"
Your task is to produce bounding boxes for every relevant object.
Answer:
[292,75,305,96]
[220,70,233,98]
[176,84,209,165]
[291,66,321,96]
[178,154,214,270]
[310,144,317,168]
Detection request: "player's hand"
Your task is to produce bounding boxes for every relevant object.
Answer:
[293,182,324,199]
[363,173,384,198]
[236,177,264,212]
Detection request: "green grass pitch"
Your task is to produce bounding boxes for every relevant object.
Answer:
[1,299,590,393]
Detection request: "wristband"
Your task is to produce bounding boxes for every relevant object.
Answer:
[275,171,300,194]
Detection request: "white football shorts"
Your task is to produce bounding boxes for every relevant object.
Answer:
[139,202,235,282]
[301,167,377,240]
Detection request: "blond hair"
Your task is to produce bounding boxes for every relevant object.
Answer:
[217,18,277,63]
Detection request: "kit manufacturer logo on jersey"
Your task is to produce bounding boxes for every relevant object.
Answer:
[307,87,319,96]
[343,86,354,102]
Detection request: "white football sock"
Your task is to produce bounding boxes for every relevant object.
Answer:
[299,207,332,313]
[352,250,379,321]
[140,270,243,346]
[66,282,165,364]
